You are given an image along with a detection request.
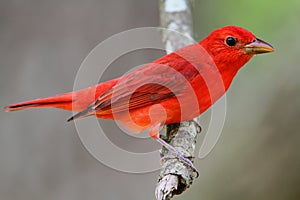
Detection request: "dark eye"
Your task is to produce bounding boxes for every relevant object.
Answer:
[225,36,237,46]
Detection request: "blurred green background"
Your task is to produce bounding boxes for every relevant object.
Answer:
[1,0,299,200]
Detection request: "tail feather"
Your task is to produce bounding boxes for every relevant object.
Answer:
[4,79,120,119]
[4,93,73,112]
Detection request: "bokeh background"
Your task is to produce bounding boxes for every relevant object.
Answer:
[1,0,299,200]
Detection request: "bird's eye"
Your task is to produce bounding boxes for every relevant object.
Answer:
[225,36,237,46]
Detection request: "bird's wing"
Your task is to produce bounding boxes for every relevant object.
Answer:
[67,46,202,121]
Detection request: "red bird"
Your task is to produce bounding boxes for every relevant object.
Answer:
[5,26,274,172]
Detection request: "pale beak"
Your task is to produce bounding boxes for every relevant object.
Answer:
[244,38,274,54]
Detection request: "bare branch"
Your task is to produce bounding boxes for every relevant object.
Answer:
[156,1,201,199]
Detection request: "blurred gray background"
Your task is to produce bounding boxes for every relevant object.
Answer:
[1,0,300,200]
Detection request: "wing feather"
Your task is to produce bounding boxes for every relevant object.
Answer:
[68,44,202,121]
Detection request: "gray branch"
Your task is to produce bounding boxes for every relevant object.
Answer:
[155,0,201,199]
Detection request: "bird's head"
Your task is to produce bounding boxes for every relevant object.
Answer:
[200,26,274,73]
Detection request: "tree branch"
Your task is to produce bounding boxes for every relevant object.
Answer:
[155,0,201,199]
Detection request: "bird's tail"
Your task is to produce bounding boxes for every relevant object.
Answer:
[4,79,119,117]
[4,93,74,112]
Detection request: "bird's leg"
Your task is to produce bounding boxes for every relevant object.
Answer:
[156,137,199,176]
[150,123,199,177]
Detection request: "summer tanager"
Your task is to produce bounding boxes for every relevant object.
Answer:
[5,26,274,172]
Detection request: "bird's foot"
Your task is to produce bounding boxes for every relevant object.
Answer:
[156,137,199,177]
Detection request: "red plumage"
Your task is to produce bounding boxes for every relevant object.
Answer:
[5,26,274,138]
